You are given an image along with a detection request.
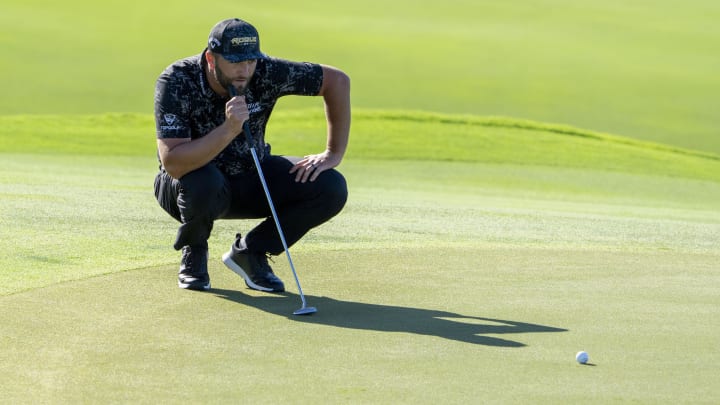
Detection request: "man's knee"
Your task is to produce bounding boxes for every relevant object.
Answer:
[177,164,230,215]
[179,164,225,195]
[321,169,348,216]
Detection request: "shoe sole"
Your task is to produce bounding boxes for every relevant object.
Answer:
[222,251,278,292]
[178,280,211,291]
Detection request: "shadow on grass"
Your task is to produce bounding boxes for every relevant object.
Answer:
[212,289,567,347]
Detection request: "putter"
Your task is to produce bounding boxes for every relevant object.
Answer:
[229,86,317,316]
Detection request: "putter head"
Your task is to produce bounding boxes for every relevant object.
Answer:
[293,306,317,316]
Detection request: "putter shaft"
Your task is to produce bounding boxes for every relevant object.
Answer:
[228,85,314,313]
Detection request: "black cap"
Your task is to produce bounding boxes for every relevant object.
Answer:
[208,18,266,62]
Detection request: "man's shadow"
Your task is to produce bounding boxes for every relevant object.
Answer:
[212,289,567,347]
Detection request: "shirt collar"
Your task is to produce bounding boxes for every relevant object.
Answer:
[198,49,221,100]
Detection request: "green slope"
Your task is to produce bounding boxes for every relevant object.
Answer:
[2,111,718,179]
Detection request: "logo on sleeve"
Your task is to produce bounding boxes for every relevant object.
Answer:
[161,113,183,131]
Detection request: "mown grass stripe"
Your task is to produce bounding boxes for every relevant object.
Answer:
[2,111,719,181]
[353,110,720,162]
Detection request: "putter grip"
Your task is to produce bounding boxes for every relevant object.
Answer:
[227,85,254,143]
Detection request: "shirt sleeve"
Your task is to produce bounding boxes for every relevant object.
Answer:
[259,57,324,98]
[154,70,192,139]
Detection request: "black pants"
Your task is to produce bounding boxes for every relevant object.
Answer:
[154,155,348,255]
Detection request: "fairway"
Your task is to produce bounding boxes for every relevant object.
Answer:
[3,0,720,153]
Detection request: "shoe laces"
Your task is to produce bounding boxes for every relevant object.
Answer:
[252,252,275,274]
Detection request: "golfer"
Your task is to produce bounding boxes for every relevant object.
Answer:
[153,18,350,292]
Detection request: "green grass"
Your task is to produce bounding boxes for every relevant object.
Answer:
[1,111,719,402]
[2,1,720,401]
[2,0,720,153]
[2,111,718,176]
[1,110,719,296]
[3,249,717,403]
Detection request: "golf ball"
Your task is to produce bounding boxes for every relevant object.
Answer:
[576,351,589,364]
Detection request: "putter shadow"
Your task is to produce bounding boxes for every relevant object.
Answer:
[211,289,567,347]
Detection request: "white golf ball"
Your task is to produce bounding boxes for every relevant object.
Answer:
[576,351,589,364]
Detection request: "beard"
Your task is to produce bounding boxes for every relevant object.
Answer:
[213,64,247,95]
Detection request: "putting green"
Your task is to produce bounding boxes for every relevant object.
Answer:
[2,246,717,403]
[1,111,719,402]
[2,163,719,402]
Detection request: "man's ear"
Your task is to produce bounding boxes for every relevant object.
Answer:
[205,50,215,69]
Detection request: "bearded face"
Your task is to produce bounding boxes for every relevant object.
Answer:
[209,52,257,96]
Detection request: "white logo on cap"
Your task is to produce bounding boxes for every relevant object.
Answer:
[231,36,257,45]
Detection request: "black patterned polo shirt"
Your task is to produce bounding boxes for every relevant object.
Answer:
[154,51,323,175]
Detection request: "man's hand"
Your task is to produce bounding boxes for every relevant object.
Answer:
[289,150,343,183]
[157,95,249,179]
[288,65,351,184]
[226,94,249,135]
